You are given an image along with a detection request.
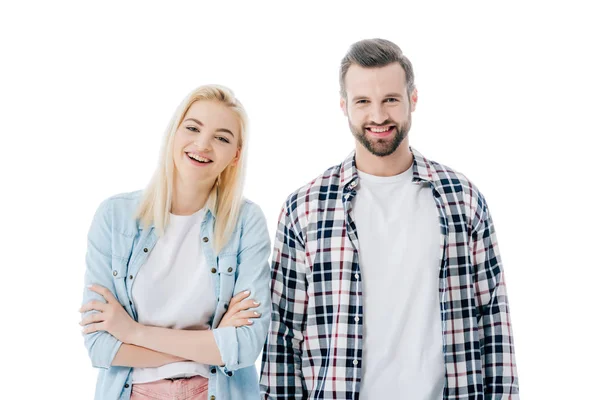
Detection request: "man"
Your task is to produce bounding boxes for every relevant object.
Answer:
[260,38,519,399]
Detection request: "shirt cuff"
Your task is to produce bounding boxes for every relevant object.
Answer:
[213,326,238,372]
[91,333,123,369]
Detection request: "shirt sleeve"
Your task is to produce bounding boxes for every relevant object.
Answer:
[471,193,520,398]
[260,202,308,399]
[81,199,123,369]
[212,202,272,372]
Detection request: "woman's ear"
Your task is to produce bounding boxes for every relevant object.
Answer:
[230,148,241,167]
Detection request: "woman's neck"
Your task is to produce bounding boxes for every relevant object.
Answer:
[171,177,214,216]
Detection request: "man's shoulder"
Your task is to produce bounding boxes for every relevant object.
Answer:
[421,154,490,227]
[281,162,344,214]
[421,155,484,200]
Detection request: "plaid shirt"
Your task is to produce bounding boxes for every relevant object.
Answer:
[260,147,519,399]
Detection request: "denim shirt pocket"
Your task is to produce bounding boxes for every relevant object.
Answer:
[217,253,237,302]
[110,232,135,306]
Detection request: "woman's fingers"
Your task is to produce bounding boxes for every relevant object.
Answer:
[82,322,104,334]
[231,318,255,327]
[79,300,107,313]
[231,298,260,313]
[228,290,251,309]
[217,290,261,329]
[234,310,261,320]
[80,312,105,326]
[87,284,117,303]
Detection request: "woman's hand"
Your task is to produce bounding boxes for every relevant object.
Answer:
[218,290,261,328]
[79,284,139,344]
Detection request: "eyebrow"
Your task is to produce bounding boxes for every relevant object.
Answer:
[351,93,404,102]
[183,118,234,137]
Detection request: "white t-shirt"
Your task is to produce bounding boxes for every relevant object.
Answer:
[131,207,217,384]
[353,168,445,400]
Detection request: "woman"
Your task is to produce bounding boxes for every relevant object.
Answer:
[79,85,271,400]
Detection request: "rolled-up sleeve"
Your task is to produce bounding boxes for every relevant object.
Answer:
[212,202,272,371]
[81,199,123,369]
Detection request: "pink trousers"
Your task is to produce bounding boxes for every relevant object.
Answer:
[130,376,209,400]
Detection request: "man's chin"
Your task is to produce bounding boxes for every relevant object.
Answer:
[365,138,403,157]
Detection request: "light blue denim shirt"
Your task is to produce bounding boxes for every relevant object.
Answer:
[81,190,271,400]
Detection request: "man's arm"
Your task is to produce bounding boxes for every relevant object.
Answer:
[471,194,519,398]
[260,204,308,399]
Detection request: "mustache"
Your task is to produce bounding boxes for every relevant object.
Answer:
[363,120,396,127]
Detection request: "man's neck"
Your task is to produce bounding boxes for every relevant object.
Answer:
[354,140,413,177]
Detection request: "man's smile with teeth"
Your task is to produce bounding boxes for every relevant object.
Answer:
[368,126,394,133]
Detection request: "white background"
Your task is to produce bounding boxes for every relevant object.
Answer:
[1,1,599,398]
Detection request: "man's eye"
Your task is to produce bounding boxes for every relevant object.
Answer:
[385,98,399,103]
[357,100,368,104]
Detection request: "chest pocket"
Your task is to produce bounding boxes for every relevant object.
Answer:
[217,254,237,303]
[110,232,135,306]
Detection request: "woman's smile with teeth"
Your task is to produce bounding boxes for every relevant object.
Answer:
[187,153,212,163]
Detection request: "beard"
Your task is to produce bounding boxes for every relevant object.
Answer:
[349,113,412,157]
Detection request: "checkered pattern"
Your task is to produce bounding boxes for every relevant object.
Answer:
[260,147,519,399]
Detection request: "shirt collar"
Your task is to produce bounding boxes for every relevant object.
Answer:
[138,187,218,230]
[340,146,434,192]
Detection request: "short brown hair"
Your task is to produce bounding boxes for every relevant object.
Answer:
[339,38,415,99]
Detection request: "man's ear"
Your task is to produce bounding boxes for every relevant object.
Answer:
[340,97,348,116]
[410,87,418,112]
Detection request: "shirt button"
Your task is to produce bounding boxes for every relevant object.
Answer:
[211,268,217,273]
[112,270,117,276]
[354,273,359,279]
[129,301,132,305]
[353,359,359,366]
[226,371,233,377]
[210,396,216,400]
[227,267,233,273]
[129,275,133,280]
[344,194,350,200]
[224,303,229,310]
[210,367,217,374]
[143,248,148,253]
[124,384,129,388]
[354,316,360,322]
[203,237,209,243]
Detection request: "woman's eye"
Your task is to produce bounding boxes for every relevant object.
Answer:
[217,136,230,144]
[186,126,199,132]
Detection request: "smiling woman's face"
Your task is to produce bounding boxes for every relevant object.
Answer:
[172,100,241,186]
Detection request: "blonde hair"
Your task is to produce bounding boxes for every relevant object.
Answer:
[136,84,248,254]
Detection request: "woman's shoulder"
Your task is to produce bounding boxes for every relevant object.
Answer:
[91,190,144,234]
[96,190,143,214]
[238,197,266,223]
